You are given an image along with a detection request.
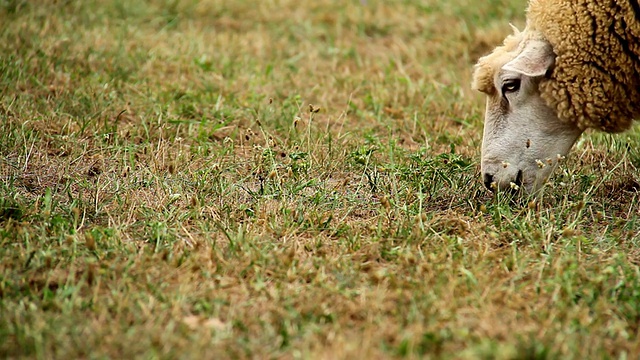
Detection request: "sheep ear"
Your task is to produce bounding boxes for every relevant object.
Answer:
[508,23,521,35]
[502,38,555,77]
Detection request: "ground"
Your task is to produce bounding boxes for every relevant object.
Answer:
[1,0,640,359]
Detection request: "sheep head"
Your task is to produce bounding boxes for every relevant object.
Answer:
[472,29,583,194]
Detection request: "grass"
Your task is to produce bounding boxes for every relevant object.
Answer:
[1,0,640,358]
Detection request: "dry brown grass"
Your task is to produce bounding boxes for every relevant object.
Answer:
[1,0,640,359]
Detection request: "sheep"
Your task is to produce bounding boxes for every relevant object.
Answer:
[472,0,640,194]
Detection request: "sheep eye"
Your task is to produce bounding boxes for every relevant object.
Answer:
[501,79,521,95]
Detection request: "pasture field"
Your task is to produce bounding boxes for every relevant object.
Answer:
[2,0,640,358]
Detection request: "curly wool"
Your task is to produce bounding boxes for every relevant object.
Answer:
[472,29,525,97]
[475,0,640,133]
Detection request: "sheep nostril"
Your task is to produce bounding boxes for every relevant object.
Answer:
[483,173,495,191]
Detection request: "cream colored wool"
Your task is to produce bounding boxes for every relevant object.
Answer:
[474,0,640,132]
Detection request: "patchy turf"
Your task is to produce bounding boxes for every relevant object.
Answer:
[1,0,640,358]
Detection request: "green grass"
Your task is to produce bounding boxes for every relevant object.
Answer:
[1,0,640,358]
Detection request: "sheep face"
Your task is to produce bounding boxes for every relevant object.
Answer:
[475,37,583,193]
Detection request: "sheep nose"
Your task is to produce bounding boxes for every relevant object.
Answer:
[483,173,495,191]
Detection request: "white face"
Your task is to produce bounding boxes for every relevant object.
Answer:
[479,38,583,194]
[481,70,583,193]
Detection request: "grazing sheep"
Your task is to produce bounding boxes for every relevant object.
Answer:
[472,0,640,193]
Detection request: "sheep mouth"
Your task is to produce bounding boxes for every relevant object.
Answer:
[507,169,524,196]
[515,169,523,187]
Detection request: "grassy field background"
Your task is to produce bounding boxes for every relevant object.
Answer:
[2,0,640,358]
